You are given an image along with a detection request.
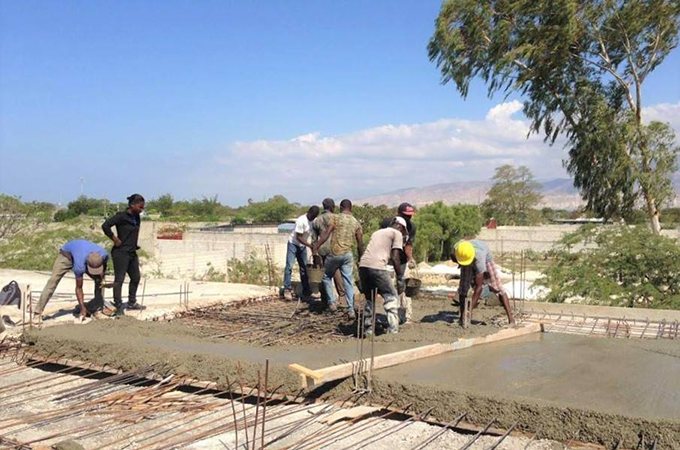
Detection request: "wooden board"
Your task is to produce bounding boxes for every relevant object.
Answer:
[289,323,543,388]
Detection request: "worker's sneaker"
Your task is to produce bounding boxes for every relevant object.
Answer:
[126,303,146,311]
[112,308,125,317]
[283,290,294,301]
[347,309,357,320]
[328,302,338,313]
[386,327,399,334]
[362,328,373,338]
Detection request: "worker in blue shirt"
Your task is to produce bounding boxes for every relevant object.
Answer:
[35,239,108,320]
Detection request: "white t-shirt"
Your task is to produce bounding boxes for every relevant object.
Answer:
[289,214,312,246]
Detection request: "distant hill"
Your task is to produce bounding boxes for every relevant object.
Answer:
[357,176,680,209]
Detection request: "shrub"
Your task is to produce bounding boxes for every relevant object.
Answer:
[227,252,280,286]
[536,225,680,309]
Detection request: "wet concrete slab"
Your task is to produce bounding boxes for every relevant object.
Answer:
[376,332,680,420]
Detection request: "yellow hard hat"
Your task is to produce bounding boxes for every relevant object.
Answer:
[455,241,475,266]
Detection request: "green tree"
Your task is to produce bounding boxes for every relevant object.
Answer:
[482,165,543,225]
[148,194,174,217]
[353,203,396,244]
[245,195,299,223]
[428,0,680,233]
[413,202,484,261]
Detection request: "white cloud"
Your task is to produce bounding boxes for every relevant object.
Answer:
[643,101,680,133]
[197,100,679,205]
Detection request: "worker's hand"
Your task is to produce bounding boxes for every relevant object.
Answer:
[407,259,416,270]
[396,276,406,295]
[113,237,122,247]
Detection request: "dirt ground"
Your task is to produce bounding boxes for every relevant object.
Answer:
[20,296,680,448]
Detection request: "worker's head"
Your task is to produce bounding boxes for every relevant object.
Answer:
[398,203,415,220]
[86,252,105,278]
[339,199,352,212]
[322,198,335,212]
[391,216,409,236]
[127,194,145,214]
[454,240,476,266]
[307,205,320,220]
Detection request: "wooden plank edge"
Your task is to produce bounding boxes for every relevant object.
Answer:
[301,323,543,386]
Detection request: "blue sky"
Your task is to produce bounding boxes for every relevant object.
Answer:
[1,1,679,206]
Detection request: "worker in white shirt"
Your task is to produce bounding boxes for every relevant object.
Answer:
[283,206,320,300]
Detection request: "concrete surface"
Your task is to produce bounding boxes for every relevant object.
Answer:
[0,268,272,332]
[377,332,680,420]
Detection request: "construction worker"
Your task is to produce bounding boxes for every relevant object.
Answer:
[380,202,417,324]
[452,239,515,327]
[358,217,408,335]
[102,194,146,316]
[313,199,363,317]
[311,198,347,307]
[35,239,108,320]
[283,206,320,300]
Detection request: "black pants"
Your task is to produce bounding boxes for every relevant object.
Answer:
[112,249,141,308]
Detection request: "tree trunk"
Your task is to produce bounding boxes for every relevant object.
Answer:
[645,195,662,235]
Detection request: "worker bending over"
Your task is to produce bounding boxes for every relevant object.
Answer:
[452,239,515,327]
[358,217,408,336]
[313,199,363,317]
[380,203,417,325]
[35,239,108,320]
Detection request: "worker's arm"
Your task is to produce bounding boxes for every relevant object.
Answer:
[74,278,87,319]
[102,214,122,247]
[312,224,335,253]
[392,248,406,294]
[355,227,364,259]
[404,243,413,261]
[470,272,484,307]
[296,232,313,249]
[391,249,404,279]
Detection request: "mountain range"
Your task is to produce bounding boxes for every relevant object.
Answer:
[356,176,680,209]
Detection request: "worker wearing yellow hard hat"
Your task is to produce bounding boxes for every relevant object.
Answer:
[452,239,515,328]
[454,241,476,266]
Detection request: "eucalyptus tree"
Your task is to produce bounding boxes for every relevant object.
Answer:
[429,0,680,232]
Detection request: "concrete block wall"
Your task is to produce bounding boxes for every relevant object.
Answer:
[182,231,293,267]
[148,239,230,279]
[478,225,680,254]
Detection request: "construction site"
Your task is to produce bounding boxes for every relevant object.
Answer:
[2,0,680,448]
[1,256,679,450]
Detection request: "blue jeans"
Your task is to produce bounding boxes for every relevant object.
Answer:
[284,242,310,296]
[322,252,355,309]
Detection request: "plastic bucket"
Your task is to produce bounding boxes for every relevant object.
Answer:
[404,278,422,297]
[308,267,324,284]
